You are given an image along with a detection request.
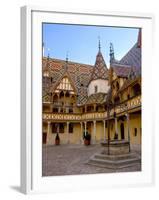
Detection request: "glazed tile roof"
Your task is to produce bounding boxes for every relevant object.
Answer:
[90,50,108,81]
[119,43,141,69]
[42,57,93,105]
[112,64,131,78]
[111,30,141,91]
[111,29,141,75]
[42,30,141,105]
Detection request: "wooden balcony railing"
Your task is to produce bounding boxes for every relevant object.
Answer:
[43,95,141,121]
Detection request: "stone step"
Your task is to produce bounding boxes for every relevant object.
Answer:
[87,155,141,169]
[94,153,140,161]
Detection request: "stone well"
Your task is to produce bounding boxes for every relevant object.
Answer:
[101,140,130,155]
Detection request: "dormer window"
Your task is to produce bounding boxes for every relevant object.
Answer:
[94,85,98,93]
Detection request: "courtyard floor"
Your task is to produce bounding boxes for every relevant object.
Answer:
[42,144,141,176]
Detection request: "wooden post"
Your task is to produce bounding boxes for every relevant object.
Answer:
[103,120,106,142]
[93,120,96,144]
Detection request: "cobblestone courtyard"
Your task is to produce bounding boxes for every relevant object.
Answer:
[42,144,141,176]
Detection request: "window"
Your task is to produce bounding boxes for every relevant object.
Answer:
[69,107,73,113]
[52,123,58,133]
[134,128,137,136]
[59,123,64,133]
[94,85,98,93]
[69,124,74,133]
[53,108,58,113]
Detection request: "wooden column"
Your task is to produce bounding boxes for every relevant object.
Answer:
[85,105,87,113]
[84,121,87,137]
[115,117,118,139]
[67,122,70,144]
[80,122,83,144]
[57,93,60,113]
[64,91,66,113]
[94,104,96,112]
[103,120,106,142]
[47,121,51,144]
[93,120,96,144]
[127,113,131,152]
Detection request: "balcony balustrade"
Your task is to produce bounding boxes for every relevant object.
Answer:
[43,95,141,121]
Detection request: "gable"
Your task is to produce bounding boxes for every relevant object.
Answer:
[55,76,75,93]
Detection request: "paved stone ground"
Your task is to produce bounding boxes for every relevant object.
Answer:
[42,144,141,176]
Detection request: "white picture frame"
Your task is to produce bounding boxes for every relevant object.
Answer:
[21,6,154,194]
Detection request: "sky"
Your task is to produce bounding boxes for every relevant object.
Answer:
[42,23,139,66]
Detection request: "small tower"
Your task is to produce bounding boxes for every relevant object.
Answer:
[88,39,109,96]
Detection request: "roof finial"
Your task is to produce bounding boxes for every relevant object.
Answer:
[137,28,141,48]
[66,51,69,63]
[42,42,45,57]
[109,42,115,64]
[47,48,50,59]
[98,36,101,51]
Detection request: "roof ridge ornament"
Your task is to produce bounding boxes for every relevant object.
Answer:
[47,48,50,59]
[64,51,69,71]
[42,42,45,57]
[109,42,115,64]
[98,36,101,52]
[66,51,69,63]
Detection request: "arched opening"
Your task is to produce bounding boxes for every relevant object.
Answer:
[53,93,58,103]
[65,91,70,97]
[120,123,125,140]
[59,91,64,98]
[42,132,47,144]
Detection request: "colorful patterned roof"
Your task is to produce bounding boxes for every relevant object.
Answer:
[110,29,141,91]
[42,57,93,105]
[112,64,131,78]
[111,29,141,73]
[43,30,141,106]
[119,43,141,69]
[90,50,108,81]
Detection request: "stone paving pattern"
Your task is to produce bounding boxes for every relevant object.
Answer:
[42,144,141,176]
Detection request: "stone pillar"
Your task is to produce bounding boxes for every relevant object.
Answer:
[67,122,70,144]
[103,120,106,142]
[80,122,83,144]
[93,120,96,144]
[47,121,51,144]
